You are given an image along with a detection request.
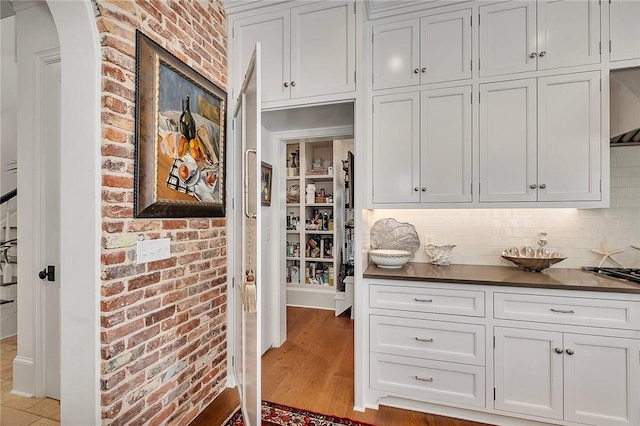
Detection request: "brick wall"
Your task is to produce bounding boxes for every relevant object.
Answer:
[95,1,229,425]
[368,146,640,269]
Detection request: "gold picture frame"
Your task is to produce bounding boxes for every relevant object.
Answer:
[134,30,226,218]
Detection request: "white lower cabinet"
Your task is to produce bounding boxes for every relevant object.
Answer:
[362,279,640,425]
[495,328,640,426]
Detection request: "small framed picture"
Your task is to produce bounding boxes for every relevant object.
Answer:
[261,162,273,206]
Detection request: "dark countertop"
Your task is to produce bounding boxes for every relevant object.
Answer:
[363,262,640,294]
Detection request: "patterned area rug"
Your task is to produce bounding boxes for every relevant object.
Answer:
[225,401,375,426]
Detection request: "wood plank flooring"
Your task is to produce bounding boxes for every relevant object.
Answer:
[261,307,491,426]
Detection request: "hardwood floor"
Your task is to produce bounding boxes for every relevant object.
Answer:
[262,307,491,426]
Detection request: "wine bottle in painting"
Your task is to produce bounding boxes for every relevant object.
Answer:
[179,95,196,141]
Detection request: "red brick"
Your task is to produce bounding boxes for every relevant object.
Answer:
[101,372,145,406]
[102,189,129,203]
[101,370,126,391]
[126,220,161,232]
[101,290,144,312]
[162,220,188,230]
[103,95,130,115]
[127,298,161,320]
[102,400,123,419]
[148,403,175,426]
[102,251,126,265]
[145,305,175,326]
[126,351,160,375]
[176,318,200,338]
[127,272,161,291]
[177,252,201,265]
[144,281,176,298]
[161,311,189,332]
[101,340,125,360]
[103,78,135,102]
[126,321,159,348]
[147,257,177,271]
[102,143,134,159]
[103,220,125,233]
[103,174,134,189]
[101,281,125,297]
[101,318,145,344]
[102,204,134,219]
[103,126,129,143]
[101,310,125,328]
[128,401,162,426]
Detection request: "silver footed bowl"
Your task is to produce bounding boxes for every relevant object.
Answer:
[501,247,566,272]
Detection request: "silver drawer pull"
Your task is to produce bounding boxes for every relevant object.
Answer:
[415,376,433,382]
[414,298,433,303]
[415,337,434,343]
[550,308,575,314]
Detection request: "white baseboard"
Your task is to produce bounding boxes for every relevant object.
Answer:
[12,355,35,397]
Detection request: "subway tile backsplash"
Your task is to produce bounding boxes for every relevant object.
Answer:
[368,146,640,269]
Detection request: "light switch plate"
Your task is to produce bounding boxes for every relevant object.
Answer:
[136,238,171,264]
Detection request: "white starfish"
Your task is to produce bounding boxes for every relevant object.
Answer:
[591,238,625,268]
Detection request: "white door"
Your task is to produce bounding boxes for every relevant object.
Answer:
[420,85,472,203]
[290,1,355,98]
[233,11,289,103]
[537,0,601,70]
[537,71,601,202]
[478,1,537,77]
[232,44,262,426]
[420,9,471,84]
[372,19,420,90]
[610,0,640,62]
[494,327,564,420]
[372,92,420,204]
[41,57,61,400]
[563,334,640,425]
[479,78,537,202]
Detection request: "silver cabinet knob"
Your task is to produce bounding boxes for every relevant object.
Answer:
[421,67,426,73]
[565,348,574,355]
[291,81,296,87]
[421,187,426,192]
[539,51,546,57]
[530,184,537,189]
[530,52,537,58]
[414,187,419,192]
[414,68,420,74]
[284,82,289,87]
[554,347,563,354]
[539,184,547,189]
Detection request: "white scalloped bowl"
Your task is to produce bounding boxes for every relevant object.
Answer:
[369,249,413,269]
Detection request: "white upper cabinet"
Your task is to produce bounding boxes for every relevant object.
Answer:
[479,78,537,203]
[290,2,356,99]
[479,1,600,78]
[480,71,601,203]
[372,92,421,204]
[373,9,471,90]
[233,10,290,103]
[610,0,640,62]
[537,72,601,202]
[372,86,472,205]
[232,2,355,103]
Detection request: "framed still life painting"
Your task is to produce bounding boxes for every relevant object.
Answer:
[134,30,227,217]
[261,162,273,206]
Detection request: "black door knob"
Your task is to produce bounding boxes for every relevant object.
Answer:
[38,265,55,281]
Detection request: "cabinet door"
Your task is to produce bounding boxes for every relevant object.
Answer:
[421,86,472,203]
[233,11,290,103]
[420,9,472,84]
[479,79,537,202]
[537,0,601,70]
[537,71,601,202]
[372,19,420,90]
[290,2,355,99]
[610,0,640,62]
[494,327,564,420]
[372,93,420,204]
[563,334,640,425]
[478,2,537,77]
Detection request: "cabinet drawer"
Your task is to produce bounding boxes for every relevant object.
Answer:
[370,316,485,366]
[494,293,640,330]
[370,284,485,317]
[370,352,485,408]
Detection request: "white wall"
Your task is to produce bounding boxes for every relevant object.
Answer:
[1,15,17,195]
[367,146,640,269]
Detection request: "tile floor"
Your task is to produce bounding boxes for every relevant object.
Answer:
[0,336,60,425]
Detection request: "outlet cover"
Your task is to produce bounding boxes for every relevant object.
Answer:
[136,238,171,264]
